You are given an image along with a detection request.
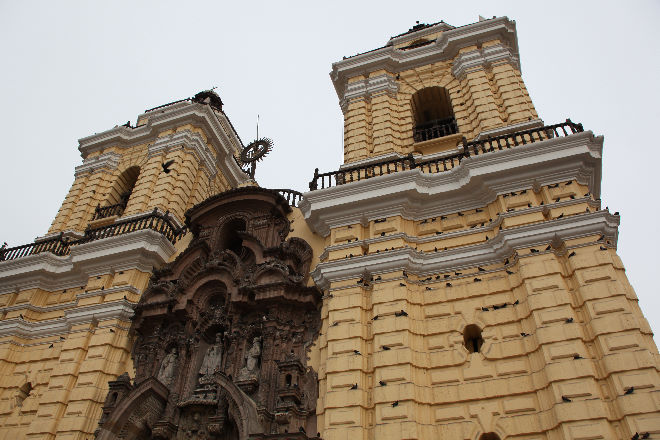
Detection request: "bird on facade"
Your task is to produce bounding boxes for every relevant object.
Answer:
[474,277,482,282]
[391,401,399,407]
[372,315,379,320]
[631,433,640,440]
[568,251,576,258]
[353,350,361,355]
[399,283,406,287]
[350,383,358,390]
[520,332,529,337]
[600,246,608,251]
[379,380,387,386]
[530,248,539,253]
[478,267,485,272]
[481,307,489,312]
[641,433,650,439]
[555,198,561,202]
[382,345,391,351]
[48,344,54,348]
[446,282,452,287]
[299,426,306,434]
[545,245,552,251]
[109,329,115,333]
[161,159,175,173]
[624,386,635,395]
[565,318,574,323]
[395,310,408,317]
[506,270,514,275]
[561,396,572,402]
[512,300,519,305]
[573,354,583,359]
[455,272,462,276]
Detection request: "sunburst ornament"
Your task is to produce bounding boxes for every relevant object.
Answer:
[240,138,273,178]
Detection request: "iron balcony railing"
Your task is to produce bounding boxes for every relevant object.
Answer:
[309,119,584,190]
[274,189,304,208]
[0,210,187,262]
[413,116,459,143]
[92,202,127,221]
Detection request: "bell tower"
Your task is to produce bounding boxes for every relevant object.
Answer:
[48,90,248,238]
[332,18,538,163]
[303,17,660,440]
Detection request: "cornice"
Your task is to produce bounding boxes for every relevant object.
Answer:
[387,22,455,47]
[300,132,603,237]
[451,43,520,80]
[330,16,518,99]
[311,210,620,290]
[0,230,175,294]
[77,102,248,187]
[0,300,134,339]
[474,119,544,141]
[340,73,399,114]
[149,130,218,179]
[74,151,121,177]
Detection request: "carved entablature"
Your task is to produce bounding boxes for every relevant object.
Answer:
[96,188,321,440]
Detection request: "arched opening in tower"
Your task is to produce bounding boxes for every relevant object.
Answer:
[411,86,458,142]
[463,324,484,354]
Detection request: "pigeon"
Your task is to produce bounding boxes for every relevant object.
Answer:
[455,272,462,276]
[446,282,452,287]
[573,354,583,359]
[565,180,572,185]
[565,318,574,323]
[600,246,607,251]
[506,270,514,275]
[48,343,54,348]
[632,433,640,440]
[478,267,485,272]
[382,345,391,351]
[299,426,306,434]
[379,380,387,386]
[481,307,489,312]
[568,251,576,258]
[520,332,529,337]
[391,401,399,407]
[545,245,552,251]
[624,386,634,395]
[109,329,115,333]
[372,315,379,320]
[474,277,482,282]
[504,258,509,265]
[557,213,564,219]
[513,300,519,305]
[561,396,572,402]
[641,433,650,439]
[161,159,175,173]
[395,310,408,317]
[530,248,539,253]
[350,383,358,390]
[353,350,361,355]
[399,283,406,287]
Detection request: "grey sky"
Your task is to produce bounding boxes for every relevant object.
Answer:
[1,1,659,336]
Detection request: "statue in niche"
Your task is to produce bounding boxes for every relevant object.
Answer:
[199,333,223,378]
[239,337,261,380]
[157,347,178,386]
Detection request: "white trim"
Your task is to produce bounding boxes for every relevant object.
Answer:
[310,210,619,290]
[474,119,545,141]
[451,43,520,80]
[0,230,175,294]
[0,300,134,339]
[330,17,518,100]
[300,132,603,237]
[340,73,399,114]
[74,152,121,176]
[77,101,248,188]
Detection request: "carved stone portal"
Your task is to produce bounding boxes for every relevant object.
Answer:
[95,188,321,440]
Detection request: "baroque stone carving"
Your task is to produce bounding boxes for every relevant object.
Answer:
[95,188,321,440]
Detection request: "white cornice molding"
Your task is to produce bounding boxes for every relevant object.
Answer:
[473,119,544,141]
[0,230,175,294]
[311,210,619,290]
[330,16,518,99]
[74,151,121,177]
[77,102,248,187]
[149,130,218,179]
[0,300,134,339]
[340,73,399,114]
[300,132,603,237]
[451,43,520,80]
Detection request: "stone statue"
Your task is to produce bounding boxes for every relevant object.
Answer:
[199,333,223,377]
[157,347,178,386]
[239,337,261,380]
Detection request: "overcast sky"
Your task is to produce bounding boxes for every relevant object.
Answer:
[1,1,659,336]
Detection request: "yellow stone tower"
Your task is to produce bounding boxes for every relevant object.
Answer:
[0,15,658,440]
[301,17,660,440]
[0,91,252,439]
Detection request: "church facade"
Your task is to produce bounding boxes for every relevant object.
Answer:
[0,17,658,440]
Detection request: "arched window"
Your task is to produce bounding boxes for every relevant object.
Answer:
[479,433,501,440]
[411,86,458,142]
[285,374,292,387]
[94,166,140,220]
[463,324,484,354]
